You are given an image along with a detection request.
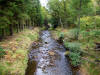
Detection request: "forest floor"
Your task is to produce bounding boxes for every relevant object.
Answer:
[0,28,39,75]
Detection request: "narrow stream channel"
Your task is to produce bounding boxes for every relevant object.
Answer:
[25,30,72,75]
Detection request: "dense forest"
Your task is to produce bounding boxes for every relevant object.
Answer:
[0,0,43,40]
[0,0,100,75]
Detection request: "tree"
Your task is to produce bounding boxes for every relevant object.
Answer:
[0,0,43,40]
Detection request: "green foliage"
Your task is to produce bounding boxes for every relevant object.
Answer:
[0,0,43,39]
[80,16,100,30]
[88,63,100,75]
[27,33,38,41]
[48,0,69,27]
[0,64,6,75]
[80,16,95,30]
[48,0,94,27]
[67,28,79,40]
[0,47,5,58]
[81,30,100,38]
[27,34,35,41]
[59,32,64,38]
[64,42,81,66]
[95,16,100,28]
[0,16,10,28]
[0,63,11,75]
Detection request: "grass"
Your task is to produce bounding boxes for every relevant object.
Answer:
[0,27,39,75]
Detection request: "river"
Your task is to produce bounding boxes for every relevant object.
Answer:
[25,30,72,75]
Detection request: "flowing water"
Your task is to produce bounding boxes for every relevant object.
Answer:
[25,30,72,75]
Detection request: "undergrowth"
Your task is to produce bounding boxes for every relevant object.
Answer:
[64,42,81,66]
[52,24,100,75]
[0,28,39,75]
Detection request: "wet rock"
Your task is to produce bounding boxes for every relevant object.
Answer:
[31,42,39,49]
[95,42,100,51]
[25,30,72,75]
[48,51,55,56]
[64,51,70,56]
[45,42,48,44]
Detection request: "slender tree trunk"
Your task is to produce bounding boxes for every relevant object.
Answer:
[76,0,82,40]
[9,24,13,36]
[16,24,19,33]
[19,21,21,31]
[0,28,5,40]
[30,20,32,28]
[26,20,28,28]
[23,24,24,30]
[31,19,34,27]
[24,24,26,29]
[32,20,34,28]
[21,23,23,30]
[63,0,68,27]
[0,28,4,41]
[60,18,63,28]
[22,20,24,30]
[2,28,4,37]
[27,20,29,28]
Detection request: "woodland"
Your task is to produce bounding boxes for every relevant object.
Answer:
[0,0,100,75]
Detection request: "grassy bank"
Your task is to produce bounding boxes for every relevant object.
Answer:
[0,28,39,75]
[51,27,100,75]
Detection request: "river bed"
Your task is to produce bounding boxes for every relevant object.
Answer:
[25,30,72,75]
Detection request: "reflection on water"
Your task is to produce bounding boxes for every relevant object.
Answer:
[25,60,37,75]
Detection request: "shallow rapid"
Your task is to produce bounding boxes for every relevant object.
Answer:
[25,30,72,75]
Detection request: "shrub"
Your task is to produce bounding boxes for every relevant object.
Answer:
[80,16,95,30]
[80,16,100,30]
[80,30,100,41]
[64,42,81,66]
[67,28,79,40]
[95,16,100,28]
[59,32,64,39]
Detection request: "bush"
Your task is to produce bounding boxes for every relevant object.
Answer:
[67,28,79,40]
[80,16,100,30]
[64,42,81,66]
[80,16,95,30]
[59,32,64,38]
[95,16,100,28]
[0,47,6,58]
[80,30,100,41]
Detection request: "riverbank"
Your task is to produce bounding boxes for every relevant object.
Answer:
[51,27,100,75]
[0,28,39,75]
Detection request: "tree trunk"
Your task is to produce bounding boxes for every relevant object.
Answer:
[63,0,68,27]
[19,21,21,31]
[60,18,63,28]
[2,28,4,37]
[76,0,82,40]
[9,24,13,36]
[16,24,19,33]
[0,28,5,40]
[26,20,28,28]
[27,20,30,28]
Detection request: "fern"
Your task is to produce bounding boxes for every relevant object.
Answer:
[64,42,81,66]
